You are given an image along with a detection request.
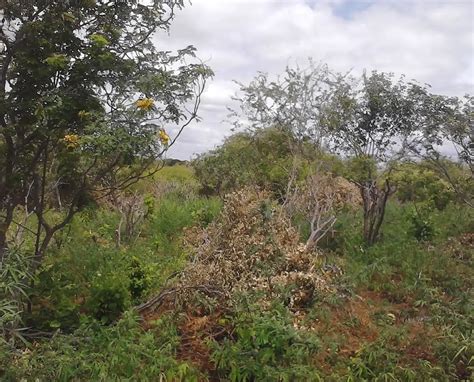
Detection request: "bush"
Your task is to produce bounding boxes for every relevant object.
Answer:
[409,206,436,242]
[87,277,130,324]
[128,257,150,301]
[392,163,454,210]
[192,128,296,197]
[211,300,322,381]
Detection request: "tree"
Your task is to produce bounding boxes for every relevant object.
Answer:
[322,71,430,244]
[233,65,424,245]
[231,63,469,245]
[0,1,212,269]
[230,61,334,146]
[410,92,473,207]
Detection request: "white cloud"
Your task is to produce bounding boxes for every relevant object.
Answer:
[158,0,474,159]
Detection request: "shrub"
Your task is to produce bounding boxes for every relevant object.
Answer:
[128,257,150,301]
[87,277,130,324]
[211,300,322,381]
[192,128,296,197]
[392,163,454,210]
[409,206,436,242]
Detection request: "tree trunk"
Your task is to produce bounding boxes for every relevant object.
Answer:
[0,229,7,263]
[32,228,53,270]
[0,205,14,263]
[360,179,393,246]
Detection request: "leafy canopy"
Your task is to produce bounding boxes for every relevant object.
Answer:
[0,0,212,260]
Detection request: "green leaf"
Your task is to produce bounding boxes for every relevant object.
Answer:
[89,34,110,47]
[44,54,69,69]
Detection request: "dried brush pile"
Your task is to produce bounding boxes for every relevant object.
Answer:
[138,188,339,315]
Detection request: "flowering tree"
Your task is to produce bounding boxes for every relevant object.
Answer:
[0,1,212,268]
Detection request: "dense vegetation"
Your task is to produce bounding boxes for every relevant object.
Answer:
[1,2,473,381]
[1,162,472,381]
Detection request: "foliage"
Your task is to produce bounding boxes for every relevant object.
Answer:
[230,61,333,145]
[408,205,436,242]
[193,128,298,197]
[230,64,464,246]
[129,256,150,300]
[211,300,322,381]
[87,276,130,324]
[423,158,474,208]
[24,184,221,331]
[0,0,212,271]
[130,164,199,195]
[344,155,378,184]
[0,248,31,347]
[325,71,423,161]
[392,162,454,210]
[153,164,197,184]
[1,311,202,381]
[412,93,473,207]
[1,177,473,381]
[324,71,431,245]
[345,331,450,381]
[0,13,472,379]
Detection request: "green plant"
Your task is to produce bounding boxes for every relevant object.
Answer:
[0,249,31,347]
[392,162,454,210]
[433,329,474,380]
[1,311,202,381]
[191,204,220,227]
[211,300,322,381]
[0,0,212,280]
[87,277,130,324]
[346,331,437,381]
[192,128,300,197]
[409,205,436,242]
[128,257,150,301]
[143,193,156,218]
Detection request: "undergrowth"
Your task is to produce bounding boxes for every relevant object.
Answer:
[1,180,472,381]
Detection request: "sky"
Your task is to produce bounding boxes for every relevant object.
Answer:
[155,0,474,160]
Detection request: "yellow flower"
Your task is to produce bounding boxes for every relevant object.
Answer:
[135,98,154,111]
[158,129,170,145]
[63,134,80,149]
[78,110,90,119]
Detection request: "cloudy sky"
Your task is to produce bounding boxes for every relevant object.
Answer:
[156,0,474,160]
